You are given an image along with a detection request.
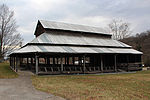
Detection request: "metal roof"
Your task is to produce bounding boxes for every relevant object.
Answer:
[39,20,111,36]
[13,45,142,54]
[31,33,131,48]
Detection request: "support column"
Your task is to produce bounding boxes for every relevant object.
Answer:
[83,55,86,73]
[16,57,20,72]
[67,57,69,65]
[27,57,29,65]
[35,55,38,75]
[100,55,103,72]
[31,57,33,65]
[61,57,63,73]
[10,57,12,68]
[47,57,50,65]
[16,57,18,72]
[127,55,129,72]
[73,57,75,65]
[114,55,117,72]
[53,57,55,65]
[65,57,67,65]
[12,57,14,69]
[14,57,16,70]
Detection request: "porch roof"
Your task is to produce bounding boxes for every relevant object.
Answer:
[30,33,131,48]
[13,45,142,54]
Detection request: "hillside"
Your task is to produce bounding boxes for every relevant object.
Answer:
[121,30,150,66]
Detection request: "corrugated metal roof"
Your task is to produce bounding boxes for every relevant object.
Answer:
[31,33,131,48]
[13,45,142,54]
[39,20,111,35]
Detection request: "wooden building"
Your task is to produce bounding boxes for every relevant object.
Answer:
[9,20,143,75]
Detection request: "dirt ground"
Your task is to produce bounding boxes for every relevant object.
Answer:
[0,71,65,100]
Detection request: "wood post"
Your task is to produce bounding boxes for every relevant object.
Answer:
[35,55,38,75]
[53,57,55,65]
[100,55,103,72]
[10,57,12,68]
[65,57,67,65]
[127,55,129,72]
[114,55,117,72]
[83,55,86,73]
[73,57,75,65]
[14,57,15,70]
[61,57,63,72]
[31,57,33,64]
[67,57,69,65]
[47,57,50,65]
[16,57,18,72]
[26,57,28,69]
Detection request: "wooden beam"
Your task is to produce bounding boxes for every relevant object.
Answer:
[73,56,75,65]
[53,57,55,65]
[35,55,38,75]
[83,55,86,73]
[61,57,63,72]
[101,55,103,72]
[27,57,29,65]
[65,57,67,65]
[114,55,117,72]
[127,55,129,72]
[45,57,47,64]
[16,57,18,72]
[14,57,15,70]
[67,57,69,65]
[31,57,33,64]
[47,57,50,65]
[9,57,12,67]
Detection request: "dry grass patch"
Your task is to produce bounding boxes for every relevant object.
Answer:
[32,71,150,100]
[0,62,18,78]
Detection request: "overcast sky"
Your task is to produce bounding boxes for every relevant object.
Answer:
[1,0,150,44]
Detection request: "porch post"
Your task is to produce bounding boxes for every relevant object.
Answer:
[47,57,50,65]
[14,57,16,70]
[11,57,13,69]
[61,57,63,73]
[16,56,18,72]
[100,55,103,72]
[31,57,33,65]
[83,55,86,73]
[73,56,75,65]
[27,57,29,65]
[10,57,12,68]
[127,55,129,72]
[35,55,38,75]
[114,54,117,72]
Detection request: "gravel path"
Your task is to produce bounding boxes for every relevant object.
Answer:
[0,71,65,100]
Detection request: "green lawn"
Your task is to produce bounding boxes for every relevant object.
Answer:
[32,71,150,100]
[0,62,18,78]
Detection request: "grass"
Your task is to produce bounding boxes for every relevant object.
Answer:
[32,71,150,100]
[0,62,18,78]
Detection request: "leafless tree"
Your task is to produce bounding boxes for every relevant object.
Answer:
[108,19,132,40]
[0,4,23,59]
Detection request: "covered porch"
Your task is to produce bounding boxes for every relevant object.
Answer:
[9,52,142,75]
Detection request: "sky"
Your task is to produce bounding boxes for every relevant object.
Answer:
[1,0,150,44]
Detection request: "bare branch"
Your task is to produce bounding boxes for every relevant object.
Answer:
[108,19,132,40]
[0,4,23,59]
